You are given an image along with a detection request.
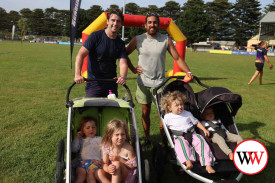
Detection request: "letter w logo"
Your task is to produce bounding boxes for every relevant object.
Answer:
[236,151,264,165]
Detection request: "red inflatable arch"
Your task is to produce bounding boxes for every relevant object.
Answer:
[81,12,187,78]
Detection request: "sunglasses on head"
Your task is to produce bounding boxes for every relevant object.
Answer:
[146,12,159,17]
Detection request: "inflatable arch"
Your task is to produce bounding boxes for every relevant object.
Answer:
[81,12,187,78]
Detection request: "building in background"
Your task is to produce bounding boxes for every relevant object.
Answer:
[192,40,236,52]
[247,11,275,54]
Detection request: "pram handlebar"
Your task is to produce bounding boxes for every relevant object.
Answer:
[153,75,210,96]
[66,78,134,108]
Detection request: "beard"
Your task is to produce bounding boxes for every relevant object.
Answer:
[147,27,158,36]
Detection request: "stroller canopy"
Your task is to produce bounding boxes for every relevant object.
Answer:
[72,98,131,108]
[196,87,242,117]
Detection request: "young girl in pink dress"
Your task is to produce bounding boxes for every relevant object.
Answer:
[98,119,137,183]
[161,91,216,173]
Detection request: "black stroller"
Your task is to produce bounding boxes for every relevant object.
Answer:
[152,76,243,183]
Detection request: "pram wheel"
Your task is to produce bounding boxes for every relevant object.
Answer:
[144,159,150,182]
[152,143,164,181]
[139,142,150,183]
[55,139,65,183]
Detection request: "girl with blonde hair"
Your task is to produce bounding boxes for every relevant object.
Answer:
[98,119,137,183]
[161,91,216,173]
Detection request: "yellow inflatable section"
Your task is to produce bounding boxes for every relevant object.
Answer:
[166,21,186,42]
[83,13,107,35]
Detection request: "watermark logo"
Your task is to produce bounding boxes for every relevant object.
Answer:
[233,139,268,175]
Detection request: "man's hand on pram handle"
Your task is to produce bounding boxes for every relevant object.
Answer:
[74,75,85,84]
[186,72,194,80]
[114,76,127,85]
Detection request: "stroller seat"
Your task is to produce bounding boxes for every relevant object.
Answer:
[154,79,243,179]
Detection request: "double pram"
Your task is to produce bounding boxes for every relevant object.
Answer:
[152,76,243,183]
[55,79,150,183]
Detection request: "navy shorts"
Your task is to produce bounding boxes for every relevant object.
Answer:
[255,62,264,72]
[85,81,118,97]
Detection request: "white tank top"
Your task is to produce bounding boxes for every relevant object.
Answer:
[136,33,168,87]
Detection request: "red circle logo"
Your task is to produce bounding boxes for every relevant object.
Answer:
[233,139,268,175]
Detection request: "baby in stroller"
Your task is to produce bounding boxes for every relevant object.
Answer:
[201,107,243,160]
[161,91,216,173]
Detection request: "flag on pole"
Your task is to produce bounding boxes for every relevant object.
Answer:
[70,0,82,69]
[21,29,25,45]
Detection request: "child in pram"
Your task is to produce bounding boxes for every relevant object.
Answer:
[71,116,103,183]
[201,107,243,160]
[161,91,216,173]
[100,119,137,183]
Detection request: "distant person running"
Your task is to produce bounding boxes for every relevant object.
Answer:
[247,41,273,85]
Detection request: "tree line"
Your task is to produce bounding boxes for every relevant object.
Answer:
[0,0,275,46]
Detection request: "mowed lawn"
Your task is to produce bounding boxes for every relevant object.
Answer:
[0,41,274,183]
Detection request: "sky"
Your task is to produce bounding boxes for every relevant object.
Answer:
[0,0,273,12]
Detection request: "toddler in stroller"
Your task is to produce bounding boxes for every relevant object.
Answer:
[71,116,105,183]
[152,77,244,182]
[161,91,216,173]
[201,107,243,160]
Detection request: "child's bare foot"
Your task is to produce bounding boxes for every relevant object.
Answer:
[206,165,215,174]
[185,160,193,170]
[229,152,233,160]
[248,82,251,85]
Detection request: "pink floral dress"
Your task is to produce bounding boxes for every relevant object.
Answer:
[102,145,137,183]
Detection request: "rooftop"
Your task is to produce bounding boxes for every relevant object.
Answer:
[260,11,275,23]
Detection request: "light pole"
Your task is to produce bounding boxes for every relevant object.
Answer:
[122,0,125,41]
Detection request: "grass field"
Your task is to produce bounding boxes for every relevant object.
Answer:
[0,41,274,183]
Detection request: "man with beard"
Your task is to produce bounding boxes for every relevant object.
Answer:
[74,9,128,97]
[126,13,193,149]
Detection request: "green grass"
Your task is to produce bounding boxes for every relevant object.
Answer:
[0,41,274,183]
